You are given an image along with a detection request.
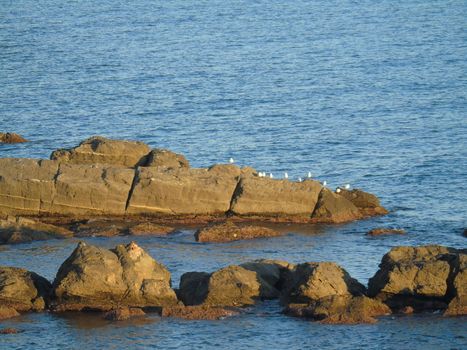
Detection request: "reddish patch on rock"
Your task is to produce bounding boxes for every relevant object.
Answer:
[161,305,238,320]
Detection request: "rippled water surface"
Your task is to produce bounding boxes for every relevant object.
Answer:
[0,0,466,349]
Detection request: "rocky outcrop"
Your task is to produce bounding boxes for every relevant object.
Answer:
[285,295,391,324]
[145,149,190,169]
[103,307,146,321]
[0,132,28,143]
[368,245,466,314]
[367,228,406,236]
[161,305,238,320]
[128,222,175,236]
[0,266,51,312]
[311,188,362,223]
[178,264,279,307]
[0,216,72,244]
[52,242,178,311]
[127,167,239,215]
[338,189,389,216]
[50,136,151,167]
[230,177,322,217]
[195,222,283,242]
[0,306,20,320]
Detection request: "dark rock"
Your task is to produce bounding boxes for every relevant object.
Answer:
[0,327,21,334]
[367,228,406,236]
[0,133,28,143]
[103,307,146,321]
[195,221,283,242]
[338,188,388,216]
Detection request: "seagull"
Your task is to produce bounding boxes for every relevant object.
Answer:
[270,173,274,179]
[322,181,327,187]
[284,172,289,179]
[229,158,234,164]
[344,184,350,190]
[298,177,302,182]
[307,172,312,178]
[336,188,341,193]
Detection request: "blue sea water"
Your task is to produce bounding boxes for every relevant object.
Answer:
[0,0,466,349]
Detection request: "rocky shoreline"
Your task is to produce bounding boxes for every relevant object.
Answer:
[0,243,465,324]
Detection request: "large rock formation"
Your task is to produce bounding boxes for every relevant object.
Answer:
[0,216,72,244]
[195,221,283,242]
[230,177,322,217]
[0,266,51,312]
[52,242,178,311]
[0,132,28,143]
[0,158,58,216]
[338,188,388,216]
[127,167,239,215]
[178,264,279,307]
[368,245,466,314]
[50,136,151,167]
[311,188,362,223]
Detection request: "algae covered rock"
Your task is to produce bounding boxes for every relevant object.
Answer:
[195,221,283,242]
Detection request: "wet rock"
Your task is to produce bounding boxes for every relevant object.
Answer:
[282,262,366,304]
[367,228,406,236]
[0,306,20,320]
[0,266,51,311]
[463,229,467,238]
[103,307,146,321]
[178,265,277,307]
[127,167,239,215]
[195,221,283,242]
[338,188,388,216]
[128,222,174,236]
[52,242,178,311]
[240,259,296,293]
[0,132,28,143]
[50,136,151,167]
[0,159,58,216]
[285,295,391,324]
[444,253,466,316]
[311,188,362,223]
[50,163,134,216]
[368,245,466,313]
[72,219,127,237]
[145,148,190,169]
[161,305,238,320]
[230,177,322,217]
[0,216,73,244]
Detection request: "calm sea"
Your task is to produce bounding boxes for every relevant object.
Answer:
[0,0,466,349]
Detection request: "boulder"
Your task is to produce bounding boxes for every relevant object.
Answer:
[367,228,405,236]
[282,262,366,304]
[103,307,146,321]
[311,188,362,223]
[240,259,295,293]
[161,305,238,320]
[0,132,28,143]
[145,149,189,169]
[230,177,322,217]
[72,219,127,237]
[128,222,174,236]
[0,158,58,216]
[0,216,73,244]
[445,253,466,316]
[284,295,391,324]
[0,306,20,320]
[0,266,51,311]
[178,265,278,307]
[127,167,239,215]
[52,242,178,311]
[195,221,283,243]
[50,163,135,216]
[50,136,151,167]
[368,245,465,312]
[338,188,388,216]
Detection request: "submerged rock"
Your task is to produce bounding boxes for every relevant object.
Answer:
[368,245,466,314]
[0,306,20,320]
[50,136,151,167]
[0,216,73,244]
[103,307,146,321]
[128,222,174,236]
[145,148,190,169]
[52,242,178,311]
[285,295,391,324]
[311,188,362,223]
[230,177,322,217]
[0,266,51,311]
[0,327,21,334]
[194,221,283,242]
[161,305,238,320]
[367,228,406,236]
[0,132,28,143]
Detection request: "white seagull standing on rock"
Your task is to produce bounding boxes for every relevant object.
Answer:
[284,172,289,179]
[229,158,234,164]
[298,177,302,182]
[307,172,312,178]
[322,181,327,187]
[270,173,274,179]
[336,188,341,193]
